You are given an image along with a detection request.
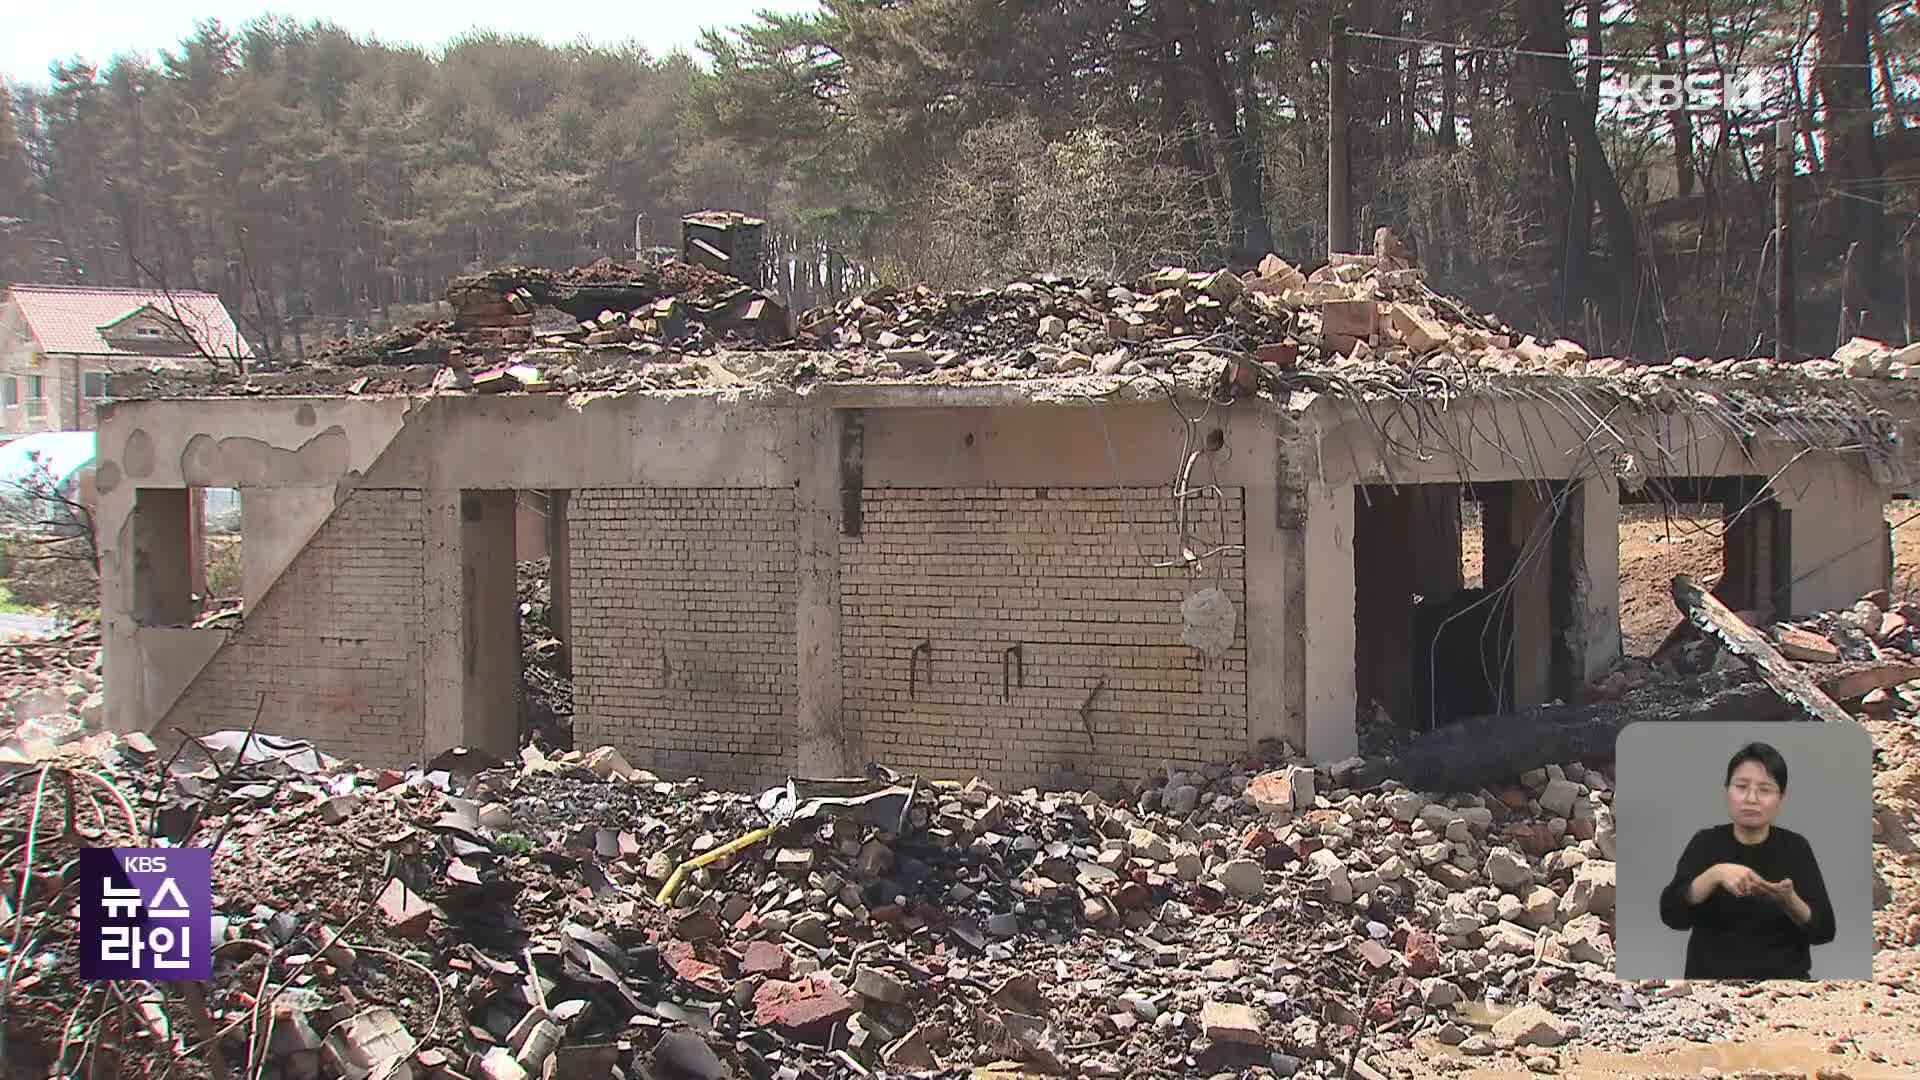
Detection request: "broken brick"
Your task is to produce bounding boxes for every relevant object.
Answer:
[1254,341,1298,369]
[673,910,724,943]
[852,966,910,1004]
[1774,625,1840,663]
[1200,1001,1265,1047]
[1386,302,1448,352]
[883,1025,939,1070]
[739,940,791,979]
[1403,927,1443,978]
[376,878,436,938]
[664,941,728,994]
[1320,298,1378,338]
[752,979,856,1038]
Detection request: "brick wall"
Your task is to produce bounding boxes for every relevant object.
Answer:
[165,488,427,764]
[569,488,797,789]
[841,486,1247,790]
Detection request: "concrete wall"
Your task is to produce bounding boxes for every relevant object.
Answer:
[96,398,419,743]
[97,392,1290,791]
[461,490,520,757]
[853,403,1289,760]
[1772,455,1893,614]
[94,385,1901,787]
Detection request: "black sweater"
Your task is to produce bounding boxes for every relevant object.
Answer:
[1658,823,1837,979]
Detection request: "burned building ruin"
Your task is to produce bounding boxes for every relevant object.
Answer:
[94,249,1920,792]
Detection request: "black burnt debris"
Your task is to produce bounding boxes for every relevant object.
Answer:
[517,558,573,754]
[290,258,792,373]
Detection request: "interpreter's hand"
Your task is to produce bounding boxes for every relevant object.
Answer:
[1756,876,1802,907]
[1711,863,1769,898]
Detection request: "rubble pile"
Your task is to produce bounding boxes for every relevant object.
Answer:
[515,559,573,752]
[789,253,1485,383]
[294,257,790,373]
[135,241,1920,399]
[1578,588,1920,950]
[783,255,1920,388]
[14,588,1920,1076]
[1587,589,1920,705]
[0,620,102,751]
[12,718,1796,1080]
[1864,689,1920,955]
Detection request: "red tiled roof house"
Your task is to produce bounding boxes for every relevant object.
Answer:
[0,284,251,435]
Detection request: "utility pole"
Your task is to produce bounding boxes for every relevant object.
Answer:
[1837,241,1860,349]
[1904,230,1916,345]
[1774,121,1795,362]
[1328,14,1352,258]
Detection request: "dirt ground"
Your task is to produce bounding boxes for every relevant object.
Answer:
[1616,504,1729,656]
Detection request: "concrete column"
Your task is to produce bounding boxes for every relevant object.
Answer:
[421,491,464,754]
[793,408,851,775]
[547,490,572,678]
[1570,478,1621,685]
[1277,438,1311,752]
[1243,424,1288,750]
[188,487,208,606]
[1485,481,1556,709]
[1301,480,1358,762]
[132,487,195,626]
[460,491,520,757]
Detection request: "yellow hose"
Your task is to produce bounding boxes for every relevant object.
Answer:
[654,826,774,907]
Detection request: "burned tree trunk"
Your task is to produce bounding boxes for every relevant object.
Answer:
[1381,668,1791,795]
[1380,655,1908,796]
[1381,576,1880,794]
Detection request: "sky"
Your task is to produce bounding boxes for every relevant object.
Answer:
[4,1,818,84]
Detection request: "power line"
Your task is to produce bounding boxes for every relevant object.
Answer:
[1342,27,1885,72]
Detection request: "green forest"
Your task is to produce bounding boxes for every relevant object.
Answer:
[1,0,1917,361]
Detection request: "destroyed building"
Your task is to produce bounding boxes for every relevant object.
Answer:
[93,247,1920,792]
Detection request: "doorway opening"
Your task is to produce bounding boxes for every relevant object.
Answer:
[1618,476,1787,660]
[1355,480,1583,753]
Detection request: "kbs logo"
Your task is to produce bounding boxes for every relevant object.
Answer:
[1612,72,1769,114]
[79,847,212,980]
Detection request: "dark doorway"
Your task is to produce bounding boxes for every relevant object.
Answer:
[1357,479,1584,747]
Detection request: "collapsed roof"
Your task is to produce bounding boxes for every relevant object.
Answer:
[109,250,1920,412]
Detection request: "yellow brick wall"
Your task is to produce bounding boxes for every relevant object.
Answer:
[841,486,1247,790]
[165,488,427,765]
[569,488,797,789]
